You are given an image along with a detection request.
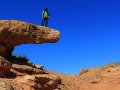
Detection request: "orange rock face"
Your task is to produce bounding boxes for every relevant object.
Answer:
[0,56,12,77]
[0,20,61,89]
[0,56,120,90]
[45,64,120,90]
[55,64,120,90]
[0,56,61,90]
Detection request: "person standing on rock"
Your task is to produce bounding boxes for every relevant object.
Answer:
[41,8,50,27]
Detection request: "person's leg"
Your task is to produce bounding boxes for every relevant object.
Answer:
[41,18,45,26]
[45,18,48,27]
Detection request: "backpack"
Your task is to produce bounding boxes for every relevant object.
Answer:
[42,11,48,18]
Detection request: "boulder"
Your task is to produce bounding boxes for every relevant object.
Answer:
[12,64,45,75]
[33,64,44,70]
[16,74,61,90]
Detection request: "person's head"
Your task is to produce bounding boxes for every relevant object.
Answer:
[44,8,48,11]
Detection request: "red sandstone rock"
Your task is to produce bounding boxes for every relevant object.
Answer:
[0,63,120,90]
[12,64,45,75]
[0,56,12,77]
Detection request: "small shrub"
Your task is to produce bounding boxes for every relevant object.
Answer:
[12,53,30,65]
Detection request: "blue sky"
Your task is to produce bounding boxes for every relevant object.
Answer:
[1,0,120,74]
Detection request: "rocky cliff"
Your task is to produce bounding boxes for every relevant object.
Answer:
[0,20,120,90]
[1,56,120,90]
[0,55,61,90]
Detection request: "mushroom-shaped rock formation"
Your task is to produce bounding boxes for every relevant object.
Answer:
[0,20,60,59]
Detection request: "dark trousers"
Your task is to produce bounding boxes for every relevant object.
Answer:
[41,18,48,27]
